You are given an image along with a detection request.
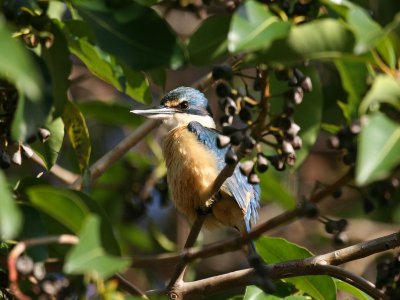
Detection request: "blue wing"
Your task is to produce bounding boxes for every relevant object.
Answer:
[187,121,260,226]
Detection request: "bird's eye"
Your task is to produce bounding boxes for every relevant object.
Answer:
[179,101,189,109]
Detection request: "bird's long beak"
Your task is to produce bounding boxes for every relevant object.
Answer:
[130,106,178,120]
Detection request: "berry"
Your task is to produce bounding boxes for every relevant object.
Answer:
[216,83,232,97]
[38,128,51,143]
[300,76,313,92]
[212,64,233,81]
[256,153,269,172]
[0,151,11,169]
[239,106,252,122]
[243,135,256,151]
[230,131,243,146]
[240,161,254,176]
[217,135,230,148]
[225,147,238,164]
[248,172,260,184]
[16,256,34,275]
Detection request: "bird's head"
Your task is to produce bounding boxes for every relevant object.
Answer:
[131,87,216,130]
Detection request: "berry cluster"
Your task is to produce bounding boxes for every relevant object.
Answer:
[328,121,361,166]
[212,64,312,184]
[0,79,51,170]
[2,0,54,49]
[15,255,72,298]
[376,253,400,298]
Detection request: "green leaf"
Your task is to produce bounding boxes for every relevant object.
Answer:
[27,186,90,233]
[243,286,308,299]
[0,16,42,101]
[78,100,142,127]
[259,171,296,209]
[249,19,355,66]
[334,59,369,122]
[61,20,151,104]
[359,75,400,115]
[187,15,231,66]
[41,21,71,117]
[0,171,22,239]
[73,0,185,70]
[323,0,383,53]
[228,0,291,53]
[62,101,91,172]
[256,237,336,300]
[31,117,64,170]
[356,113,400,185]
[64,214,131,278]
[335,280,373,300]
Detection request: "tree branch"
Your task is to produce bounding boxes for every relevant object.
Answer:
[151,230,400,299]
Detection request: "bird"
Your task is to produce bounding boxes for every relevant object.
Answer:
[131,86,260,234]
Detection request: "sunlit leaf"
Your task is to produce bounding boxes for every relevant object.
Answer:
[62,101,91,172]
[356,113,400,185]
[228,0,291,53]
[64,214,130,278]
[256,237,336,300]
[188,15,231,66]
[359,75,400,114]
[31,117,64,170]
[0,171,22,239]
[73,0,185,70]
[249,19,355,66]
[335,280,373,300]
[322,0,383,53]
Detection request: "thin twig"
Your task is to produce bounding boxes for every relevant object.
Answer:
[113,273,148,299]
[8,235,79,300]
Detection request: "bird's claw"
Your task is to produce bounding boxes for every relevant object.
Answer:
[249,255,276,294]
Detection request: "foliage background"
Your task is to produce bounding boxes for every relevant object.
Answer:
[0,0,400,299]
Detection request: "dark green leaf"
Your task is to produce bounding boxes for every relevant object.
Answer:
[0,17,42,101]
[62,101,91,172]
[187,15,231,66]
[27,186,90,233]
[61,20,151,104]
[41,21,71,117]
[78,100,142,127]
[259,171,296,209]
[335,280,373,300]
[20,205,48,261]
[356,113,400,185]
[249,19,355,66]
[64,214,130,278]
[31,117,64,170]
[256,237,336,300]
[73,0,185,70]
[229,0,290,53]
[334,59,369,122]
[0,171,22,239]
[359,75,400,114]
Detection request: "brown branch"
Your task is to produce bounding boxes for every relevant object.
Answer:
[71,119,160,189]
[151,230,400,300]
[8,235,79,300]
[113,273,148,299]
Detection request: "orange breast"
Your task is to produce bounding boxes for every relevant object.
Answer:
[162,126,246,229]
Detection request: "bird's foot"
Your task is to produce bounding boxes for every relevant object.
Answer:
[249,255,276,294]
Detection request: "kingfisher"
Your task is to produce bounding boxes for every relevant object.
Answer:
[131,86,260,234]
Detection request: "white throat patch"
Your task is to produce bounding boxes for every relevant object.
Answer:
[163,113,216,131]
